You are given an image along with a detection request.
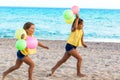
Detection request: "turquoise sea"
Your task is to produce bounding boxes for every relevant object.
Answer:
[0,7,120,42]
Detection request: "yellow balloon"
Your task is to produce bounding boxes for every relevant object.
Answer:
[15,28,27,39]
[64,18,74,24]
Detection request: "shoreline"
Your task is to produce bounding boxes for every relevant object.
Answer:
[0,38,120,80]
[0,38,120,43]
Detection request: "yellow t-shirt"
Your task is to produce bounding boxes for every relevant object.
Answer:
[67,29,83,47]
[20,48,36,56]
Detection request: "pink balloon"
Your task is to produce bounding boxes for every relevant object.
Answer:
[71,5,80,14]
[26,36,38,49]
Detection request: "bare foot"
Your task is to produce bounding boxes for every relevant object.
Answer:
[46,68,56,77]
[46,73,56,77]
[77,73,86,77]
[51,68,55,76]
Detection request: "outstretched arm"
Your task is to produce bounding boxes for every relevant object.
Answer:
[38,42,49,49]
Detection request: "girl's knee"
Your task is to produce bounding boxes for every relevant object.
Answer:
[29,62,35,68]
[77,57,82,62]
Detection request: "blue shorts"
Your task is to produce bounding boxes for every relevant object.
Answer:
[65,43,76,52]
[17,50,26,60]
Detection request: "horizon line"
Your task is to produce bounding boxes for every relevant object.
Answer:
[0,6,120,10]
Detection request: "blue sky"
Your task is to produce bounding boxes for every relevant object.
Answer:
[0,0,120,9]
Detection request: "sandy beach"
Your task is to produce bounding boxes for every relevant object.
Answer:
[0,38,120,80]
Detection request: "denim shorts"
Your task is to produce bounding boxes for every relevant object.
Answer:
[17,50,26,60]
[65,43,76,52]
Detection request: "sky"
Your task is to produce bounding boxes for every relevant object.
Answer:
[0,0,120,9]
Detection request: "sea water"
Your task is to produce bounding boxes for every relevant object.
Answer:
[0,7,120,42]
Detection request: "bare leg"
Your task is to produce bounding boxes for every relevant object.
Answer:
[51,52,71,76]
[68,50,86,77]
[2,59,23,80]
[22,56,34,80]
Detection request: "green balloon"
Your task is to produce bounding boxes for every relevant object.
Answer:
[15,39,26,50]
[15,28,27,39]
[63,10,74,20]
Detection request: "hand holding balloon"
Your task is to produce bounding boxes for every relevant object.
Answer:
[75,14,79,18]
[21,34,25,39]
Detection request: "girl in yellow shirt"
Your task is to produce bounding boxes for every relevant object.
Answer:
[50,14,87,77]
[2,22,49,80]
